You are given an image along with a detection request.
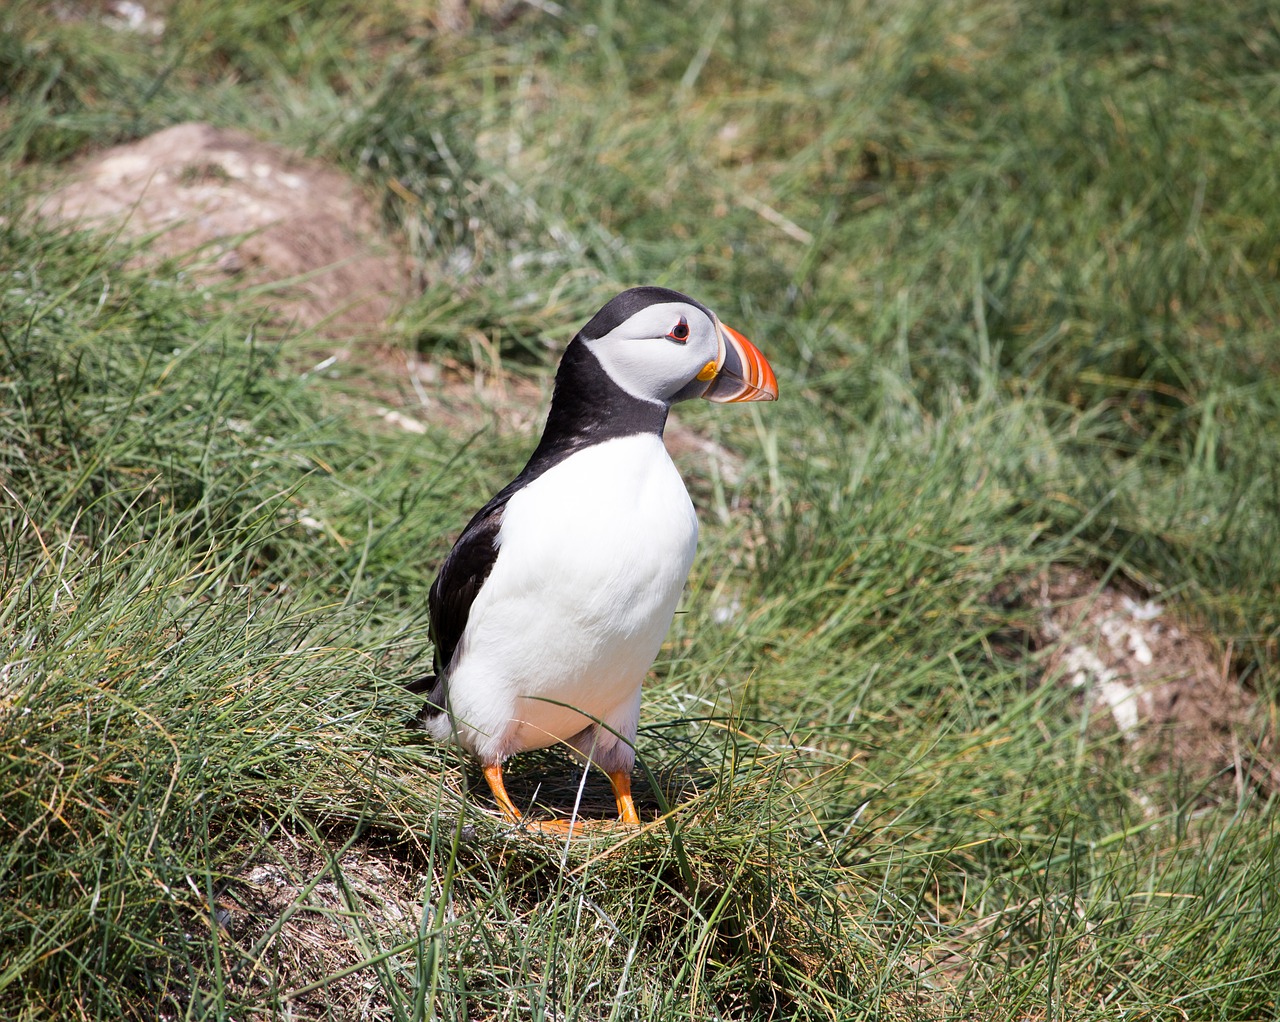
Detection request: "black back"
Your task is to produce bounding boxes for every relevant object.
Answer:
[414,306,679,712]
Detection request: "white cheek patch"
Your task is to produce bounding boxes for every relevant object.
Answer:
[591,345,695,403]
[585,303,720,404]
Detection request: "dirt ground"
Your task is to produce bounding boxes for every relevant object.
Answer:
[212,835,430,1019]
[1029,567,1276,799]
[37,121,411,337]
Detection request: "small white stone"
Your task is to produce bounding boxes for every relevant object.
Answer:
[1099,680,1140,736]
[1122,595,1163,621]
[379,409,428,434]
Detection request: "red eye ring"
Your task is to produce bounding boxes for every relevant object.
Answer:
[667,316,690,343]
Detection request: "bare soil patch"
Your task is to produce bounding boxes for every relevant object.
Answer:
[212,834,429,1020]
[37,121,411,337]
[1028,568,1276,797]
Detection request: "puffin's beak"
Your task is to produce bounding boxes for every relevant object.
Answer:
[701,322,779,403]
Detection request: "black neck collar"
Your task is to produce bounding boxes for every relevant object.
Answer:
[514,339,668,487]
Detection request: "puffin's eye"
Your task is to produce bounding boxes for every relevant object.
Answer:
[667,317,690,343]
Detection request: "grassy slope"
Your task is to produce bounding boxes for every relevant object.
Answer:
[2,0,1279,1019]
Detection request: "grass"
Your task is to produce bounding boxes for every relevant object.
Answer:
[2,0,1279,1018]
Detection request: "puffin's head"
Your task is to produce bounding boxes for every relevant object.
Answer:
[577,286,778,406]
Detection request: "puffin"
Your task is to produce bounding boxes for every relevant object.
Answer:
[410,286,777,835]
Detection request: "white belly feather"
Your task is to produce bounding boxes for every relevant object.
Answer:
[439,434,698,764]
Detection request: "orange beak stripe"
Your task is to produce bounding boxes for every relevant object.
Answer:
[702,323,779,403]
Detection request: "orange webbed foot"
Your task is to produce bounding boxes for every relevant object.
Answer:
[481,763,642,839]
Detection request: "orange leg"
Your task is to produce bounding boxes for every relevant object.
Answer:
[482,763,523,824]
[608,770,641,825]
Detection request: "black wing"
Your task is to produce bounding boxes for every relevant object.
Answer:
[410,487,514,717]
[427,495,508,675]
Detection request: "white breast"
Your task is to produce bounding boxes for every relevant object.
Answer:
[440,434,699,763]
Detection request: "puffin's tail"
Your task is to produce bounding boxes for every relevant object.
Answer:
[404,673,436,695]
[405,673,447,723]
